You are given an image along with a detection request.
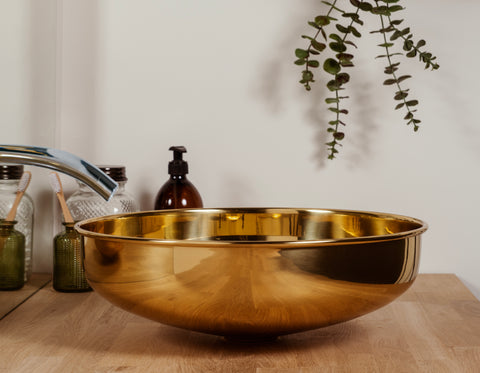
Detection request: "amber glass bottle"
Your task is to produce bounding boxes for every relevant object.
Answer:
[154,146,203,209]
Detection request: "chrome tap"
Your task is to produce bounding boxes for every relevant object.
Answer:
[0,145,118,201]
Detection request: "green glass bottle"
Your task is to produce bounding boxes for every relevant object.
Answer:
[53,222,91,292]
[0,220,25,290]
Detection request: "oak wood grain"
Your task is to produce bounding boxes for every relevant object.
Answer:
[0,273,51,319]
[0,274,479,372]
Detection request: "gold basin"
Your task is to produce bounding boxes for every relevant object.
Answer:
[76,208,427,339]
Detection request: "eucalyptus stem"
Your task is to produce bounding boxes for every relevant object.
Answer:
[327,6,362,158]
[376,2,419,131]
[304,1,338,74]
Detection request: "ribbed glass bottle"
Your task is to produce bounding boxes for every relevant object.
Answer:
[0,220,25,290]
[53,222,90,292]
[0,165,34,282]
[66,166,139,220]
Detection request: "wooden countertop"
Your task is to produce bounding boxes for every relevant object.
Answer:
[0,273,51,319]
[0,274,479,372]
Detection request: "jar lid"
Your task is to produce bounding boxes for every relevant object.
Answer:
[97,165,127,182]
[0,164,24,180]
[0,219,17,228]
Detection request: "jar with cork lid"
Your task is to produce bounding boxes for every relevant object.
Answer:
[0,164,34,282]
[66,165,139,220]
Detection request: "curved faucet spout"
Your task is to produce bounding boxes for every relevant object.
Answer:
[0,145,118,201]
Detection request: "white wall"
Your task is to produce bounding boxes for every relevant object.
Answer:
[0,0,57,271]
[2,0,480,299]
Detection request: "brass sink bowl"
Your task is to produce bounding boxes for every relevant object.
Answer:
[76,208,427,339]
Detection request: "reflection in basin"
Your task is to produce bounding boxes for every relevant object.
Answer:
[76,208,427,340]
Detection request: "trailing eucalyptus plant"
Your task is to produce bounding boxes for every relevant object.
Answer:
[295,0,439,159]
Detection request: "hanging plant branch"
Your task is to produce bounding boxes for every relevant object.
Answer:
[295,0,365,159]
[295,0,439,159]
[371,1,421,130]
[295,1,338,92]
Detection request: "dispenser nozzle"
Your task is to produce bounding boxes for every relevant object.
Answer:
[169,146,187,161]
[168,146,188,176]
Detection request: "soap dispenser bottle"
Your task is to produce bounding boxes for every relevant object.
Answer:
[154,146,203,209]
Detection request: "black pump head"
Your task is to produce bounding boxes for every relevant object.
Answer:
[168,146,188,175]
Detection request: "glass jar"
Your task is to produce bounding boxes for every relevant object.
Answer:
[0,164,34,282]
[53,222,91,292]
[66,165,139,220]
[0,220,25,290]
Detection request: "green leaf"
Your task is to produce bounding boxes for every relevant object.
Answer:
[335,72,350,84]
[395,103,404,110]
[416,39,426,48]
[327,79,341,91]
[302,70,314,81]
[397,75,412,83]
[349,26,362,38]
[403,39,414,51]
[406,100,419,107]
[384,78,397,85]
[314,15,331,26]
[371,6,390,15]
[394,90,409,100]
[376,53,402,59]
[307,60,320,68]
[357,2,373,11]
[344,40,357,48]
[371,26,394,34]
[329,33,343,43]
[378,43,394,48]
[329,42,347,53]
[333,132,345,140]
[328,107,349,115]
[320,28,328,41]
[384,64,399,74]
[311,40,327,52]
[325,98,339,104]
[343,12,363,25]
[336,24,349,34]
[337,53,354,67]
[388,5,404,12]
[323,58,341,75]
[295,49,309,58]
[390,30,402,41]
[406,50,417,58]
[294,59,306,66]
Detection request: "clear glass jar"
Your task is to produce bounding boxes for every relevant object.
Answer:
[0,220,25,290]
[53,222,91,292]
[0,165,34,282]
[66,165,139,220]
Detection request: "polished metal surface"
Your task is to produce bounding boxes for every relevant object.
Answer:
[0,145,118,201]
[76,208,427,339]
